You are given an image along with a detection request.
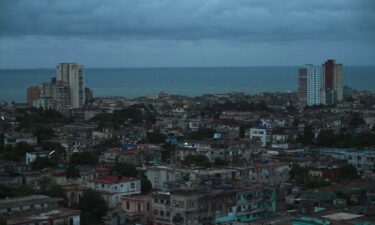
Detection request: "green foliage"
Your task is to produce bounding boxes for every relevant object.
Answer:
[289,163,308,184]
[41,141,65,151]
[189,128,215,140]
[141,177,152,194]
[0,184,65,199]
[90,106,150,129]
[44,184,66,199]
[0,184,13,198]
[297,125,315,145]
[306,179,331,189]
[317,130,375,148]
[16,108,73,129]
[66,163,81,180]
[145,131,166,144]
[183,155,211,168]
[79,190,108,225]
[161,143,174,163]
[111,163,139,177]
[98,137,121,148]
[317,130,337,147]
[349,113,366,128]
[335,190,348,199]
[338,164,360,180]
[33,126,55,142]
[0,215,6,225]
[31,156,57,170]
[214,158,229,166]
[70,152,99,166]
[0,142,35,162]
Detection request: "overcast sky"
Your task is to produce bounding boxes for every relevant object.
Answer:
[0,0,374,68]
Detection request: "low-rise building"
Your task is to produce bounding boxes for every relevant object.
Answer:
[151,185,276,225]
[246,128,271,147]
[87,176,141,208]
[121,195,152,225]
[4,132,37,146]
[6,208,81,225]
[319,148,375,172]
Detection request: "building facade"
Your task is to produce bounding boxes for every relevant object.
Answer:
[86,176,141,208]
[26,86,41,106]
[298,67,307,105]
[298,64,321,106]
[56,63,85,108]
[306,64,321,106]
[322,59,343,105]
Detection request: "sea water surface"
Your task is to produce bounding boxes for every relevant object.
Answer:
[0,66,374,103]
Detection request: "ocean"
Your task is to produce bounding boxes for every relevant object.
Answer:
[0,66,374,103]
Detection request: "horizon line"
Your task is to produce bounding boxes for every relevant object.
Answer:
[1,64,375,70]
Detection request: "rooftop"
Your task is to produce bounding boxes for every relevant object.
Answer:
[90,175,139,184]
[7,208,81,225]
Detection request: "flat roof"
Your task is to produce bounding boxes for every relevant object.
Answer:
[7,208,81,225]
[90,175,139,184]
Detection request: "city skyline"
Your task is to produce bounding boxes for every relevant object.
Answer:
[1,0,375,68]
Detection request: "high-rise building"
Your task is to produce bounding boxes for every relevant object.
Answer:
[298,68,307,105]
[322,59,343,105]
[56,63,85,108]
[306,65,321,106]
[26,86,41,106]
[298,64,321,106]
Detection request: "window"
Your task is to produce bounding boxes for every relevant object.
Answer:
[126,202,130,210]
[147,203,150,211]
[138,203,141,212]
[131,183,135,189]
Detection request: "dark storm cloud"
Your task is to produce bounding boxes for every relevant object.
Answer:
[1,0,374,42]
[0,0,375,68]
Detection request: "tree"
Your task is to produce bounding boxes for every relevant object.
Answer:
[0,142,36,162]
[79,190,108,225]
[111,163,139,177]
[349,113,365,128]
[161,143,174,163]
[338,164,359,180]
[66,163,80,180]
[141,177,152,194]
[183,155,211,168]
[289,163,308,184]
[306,179,331,189]
[70,152,98,166]
[317,130,337,147]
[145,131,166,144]
[302,125,314,145]
[190,128,215,140]
[214,158,229,166]
[31,156,57,170]
[34,126,55,143]
[0,216,6,225]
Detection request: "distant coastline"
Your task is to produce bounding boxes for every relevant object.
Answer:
[1,66,375,103]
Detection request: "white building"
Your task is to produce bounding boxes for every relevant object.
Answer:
[4,133,37,146]
[86,176,141,208]
[246,128,271,147]
[305,64,321,106]
[320,148,375,172]
[56,63,85,108]
[26,151,48,165]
